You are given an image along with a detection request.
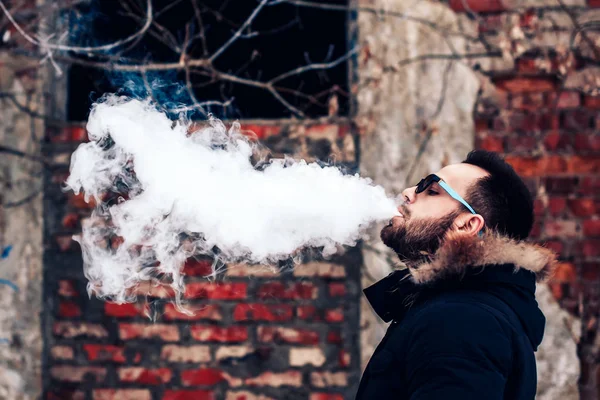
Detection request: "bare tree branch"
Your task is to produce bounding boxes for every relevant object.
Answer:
[0,0,153,53]
[209,0,269,63]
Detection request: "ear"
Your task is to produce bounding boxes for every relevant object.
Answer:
[453,213,485,237]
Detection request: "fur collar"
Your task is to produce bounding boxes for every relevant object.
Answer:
[408,232,557,285]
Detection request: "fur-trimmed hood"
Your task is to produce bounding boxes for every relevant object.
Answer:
[408,231,557,285]
[364,232,552,354]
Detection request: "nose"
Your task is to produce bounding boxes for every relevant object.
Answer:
[401,186,416,204]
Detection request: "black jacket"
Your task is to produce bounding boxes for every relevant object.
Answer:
[356,233,556,400]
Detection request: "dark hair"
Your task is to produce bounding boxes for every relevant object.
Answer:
[462,150,534,240]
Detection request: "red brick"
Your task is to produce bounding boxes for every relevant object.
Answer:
[162,390,214,400]
[505,135,537,153]
[190,325,248,342]
[183,259,213,276]
[574,133,600,152]
[516,59,543,74]
[225,392,275,400]
[584,95,600,108]
[568,199,597,217]
[84,344,129,363]
[58,280,78,297]
[339,350,351,368]
[215,346,254,361]
[226,263,280,277]
[118,367,172,384]
[566,156,600,174]
[552,262,577,283]
[310,371,348,388]
[584,220,600,237]
[53,322,108,339]
[49,126,88,143]
[325,308,344,323]
[478,135,504,152]
[557,92,581,109]
[185,282,247,300]
[164,303,222,321]
[583,263,600,281]
[105,302,145,318]
[69,126,88,141]
[62,213,80,229]
[160,345,211,363]
[327,331,343,344]
[579,177,600,195]
[240,124,281,140]
[505,155,566,177]
[544,177,579,194]
[591,0,600,8]
[68,192,96,209]
[257,326,320,345]
[58,301,81,318]
[47,390,85,400]
[310,394,344,400]
[512,93,545,111]
[581,240,600,258]
[51,346,74,360]
[328,283,346,297]
[562,110,593,131]
[544,132,571,151]
[475,118,490,133]
[478,14,503,33]
[132,282,176,298]
[50,366,106,383]
[529,221,542,239]
[233,304,293,322]
[544,240,564,254]
[548,197,567,216]
[119,323,179,341]
[448,0,506,12]
[245,371,302,387]
[544,220,578,238]
[293,262,346,278]
[494,77,555,93]
[537,113,560,131]
[93,390,151,400]
[181,368,242,386]
[297,306,317,320]
[110,235,125,250]
[257,282,318,300]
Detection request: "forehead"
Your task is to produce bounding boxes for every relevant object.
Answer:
[434,163,489,195]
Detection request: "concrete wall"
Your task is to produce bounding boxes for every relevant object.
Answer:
[356,0,479,370]
[0,52,44,400]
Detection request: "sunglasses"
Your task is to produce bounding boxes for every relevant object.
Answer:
[415,174,477,215]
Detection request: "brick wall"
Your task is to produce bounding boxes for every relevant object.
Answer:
[461,0,600,397]
[42,122,361,400]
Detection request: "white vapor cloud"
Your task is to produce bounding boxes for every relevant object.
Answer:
[64,95,398,304]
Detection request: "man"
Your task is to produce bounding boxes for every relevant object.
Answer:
[356,150,556,400]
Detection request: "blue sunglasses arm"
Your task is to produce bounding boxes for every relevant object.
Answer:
[438,181,477,215]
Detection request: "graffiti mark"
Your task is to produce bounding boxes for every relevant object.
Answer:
[1,245,12,259]
[0,279,18,292]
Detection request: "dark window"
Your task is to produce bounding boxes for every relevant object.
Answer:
[67,0,350,121]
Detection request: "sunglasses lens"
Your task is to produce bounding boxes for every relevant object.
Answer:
[415,175,438,194]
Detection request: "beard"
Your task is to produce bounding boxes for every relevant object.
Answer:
[380,210,459,266]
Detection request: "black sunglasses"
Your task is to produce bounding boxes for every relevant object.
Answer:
[415,174,477,215]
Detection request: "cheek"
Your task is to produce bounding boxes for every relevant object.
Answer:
[411,197,455,219]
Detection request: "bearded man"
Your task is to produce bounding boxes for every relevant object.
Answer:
[355,150,556,400]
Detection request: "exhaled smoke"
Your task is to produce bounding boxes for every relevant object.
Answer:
[65,94,398,305]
